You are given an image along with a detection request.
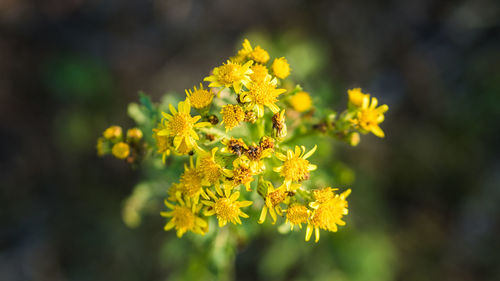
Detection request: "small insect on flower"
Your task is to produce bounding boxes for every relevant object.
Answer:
[290,91,312,113]
[161,193,208,238]
[220,104,246,131]
[202,185,253,227]
[351,96,389,138]
[272,57,291,79]
[157,99,211,154]
[196,147,222,186]
[285,203,310,230]
[240,75,287,117]
[274,145,318,190]
[112,142,130,159]
[204,60,253,94]
[185,83,214,110]
[305,188,351,243]
[221,138,248,156]
[347,88,370,108]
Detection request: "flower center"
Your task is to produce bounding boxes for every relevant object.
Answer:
[281,157,311,182]
[172,206,195,230]
[287,204,309,225]
[267,189,286,206]
[214,198,239,221]
[218,64,241,85]
[199,157,221,184]
[249,81,278,105]
[190,89,213,109]
[181,169,202,196]
[169,113,192,136]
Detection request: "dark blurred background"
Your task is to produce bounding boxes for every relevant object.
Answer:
[1,0,500,280]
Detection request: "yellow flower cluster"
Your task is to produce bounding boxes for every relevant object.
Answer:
[97,126,143,162]
[98,38,389,243]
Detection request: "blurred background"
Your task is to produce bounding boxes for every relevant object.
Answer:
[1,0,500,280]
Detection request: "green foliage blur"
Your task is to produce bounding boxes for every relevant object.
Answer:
[1,1,499,281]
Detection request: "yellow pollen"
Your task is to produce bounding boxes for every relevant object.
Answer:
[172,205,196,230]
[281,157,311,182]
[248,80,279,105]
[214,198,239,221]
[287,204,309,225]
[218,64,241,85]
[221,105,245,130]
[169,113,192,136]
[188,88,213,109]
[180,169,202,197]
[313,187,335,203]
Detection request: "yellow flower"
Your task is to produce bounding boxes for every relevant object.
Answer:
[274,145,317,189]
[290,91,312,113]
[258,182,286,224]
[152,124,173,162]
[285,203,310,230]
[167,182,184,202]
[250,64,269,82]
[204,60,253,94]
[259,136,275,152]
[243,143,273,174]
[352,97,389,138]
[202,185,253,227]
[112,142,130,159]
[220,104,245,131]
[157,99,210,154]
[306,188,351,243]
[238,39,270,64]
[196,147,222,186]
[185,83,213,109]
[240,75,286,117]
[272,57,291,79]
[126,128,143,142]
[221,137,248,156]
[103,125,122,140]
[179,158,206,203]
[347,88,370,107]
[161,194,208,238]
[223,157,255,191]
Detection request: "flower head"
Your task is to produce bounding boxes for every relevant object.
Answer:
[153,124,173,162]
[157,99,210,154]
[197,147,222,186]
[274,145,317,189]
[223,157,255,191]
[272,57,291,79]
[126,128,143,142]
[305,188,351,243]
[250,64,269,82]
[348,88,370,108]
[258,181,287,224]
[221,138,248,156]
[112,142,130,159]
[352,97,388,138]
[103,125,122,140]
[221,104,245,131]
[285,203,310,230]
[202,185,253,227]
[161,194,208,238]
[186,83,214,109]
[179,158,207,204]
[290,91,312,113]
[204,60,253,94]
[240,75,286,117]
[238,39,270,64]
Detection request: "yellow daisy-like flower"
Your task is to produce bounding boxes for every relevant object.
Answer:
[204,60,253,94]
[103,125,122,140]
[306,188,351,243]
[285,203,310,230]
[347,88,370,108]
[352,97,389,138]
[250,64,269,82]
[126,128,143,142]
[223,157,255,191]
[274,145,317,189]
[240,75,287,117]
[112,142,130,159]
[239,39,270,64]
[161,193,208,238]
[167,182,184,202]
[157,99,210,154]
[179,158,206,203]
[272,57,291,79]
[196,147,222,186]
[185,83,214,109]
[202,185,253,227]
[243,143,272,174]
[290,91,312,113]
[258,183,287,224]
[220,104,245,132]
